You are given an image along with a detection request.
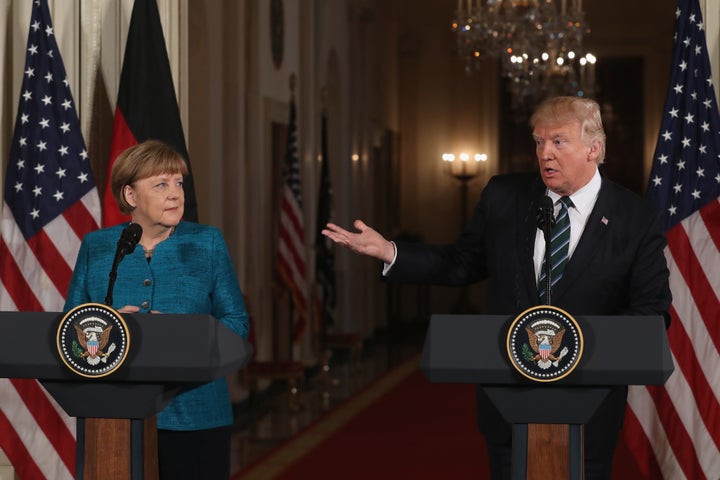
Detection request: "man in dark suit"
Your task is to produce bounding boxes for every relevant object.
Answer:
[322,96,671,480]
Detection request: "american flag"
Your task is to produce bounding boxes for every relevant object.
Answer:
[277,98,308,343]
[315,108,336,333]
[0,0,100,478]
[623,0,720,478]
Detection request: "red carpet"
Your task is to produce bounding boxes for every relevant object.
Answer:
[236,356,488,479]
[236,355,648,479]
[277,371,486,479]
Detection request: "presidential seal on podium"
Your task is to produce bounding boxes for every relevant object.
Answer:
[506,305,584,382]
[56,303,130,378]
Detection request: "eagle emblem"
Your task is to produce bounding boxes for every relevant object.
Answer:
[506,306,583,382]
[57,303,130,378]
[74,319,114,365]
[524,320,569,370]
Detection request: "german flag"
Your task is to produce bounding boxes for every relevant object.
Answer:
[103,0,197,226]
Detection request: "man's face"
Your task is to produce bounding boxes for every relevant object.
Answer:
[532,119,599,196]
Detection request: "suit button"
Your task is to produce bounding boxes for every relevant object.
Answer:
[141,301,150,309]
[143,279,151,286]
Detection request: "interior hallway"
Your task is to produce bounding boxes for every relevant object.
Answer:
[230,320,429,478]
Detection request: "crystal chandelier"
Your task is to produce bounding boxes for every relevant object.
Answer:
[452,0,597,112]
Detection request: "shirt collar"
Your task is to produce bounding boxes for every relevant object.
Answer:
[547,168,600,217]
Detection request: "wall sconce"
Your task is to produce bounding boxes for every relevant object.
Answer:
[442,152,488,181]
[441,150,488,314]
[441,151,489,230]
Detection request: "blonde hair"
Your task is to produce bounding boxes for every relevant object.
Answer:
[110,140,189,214]
[530,96,606,163]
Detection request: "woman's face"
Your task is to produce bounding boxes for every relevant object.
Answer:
[124,172,185,229]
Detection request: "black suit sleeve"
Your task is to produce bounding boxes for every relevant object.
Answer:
[619,200,673,327]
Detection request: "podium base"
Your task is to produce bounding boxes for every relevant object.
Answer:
[77,417,158,480]
[512,423,583,480]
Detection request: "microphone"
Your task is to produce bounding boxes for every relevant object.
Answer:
[105,223,143,306]
[116,223,143,258]
[536,195,555,232]
[537,195,554,305]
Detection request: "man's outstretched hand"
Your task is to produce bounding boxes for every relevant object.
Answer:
[322,220,396,264]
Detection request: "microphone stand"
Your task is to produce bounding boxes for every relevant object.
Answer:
[105,257,120,306]
[105,224,143,306]
[542,216,553,305]
[538,196,555,305]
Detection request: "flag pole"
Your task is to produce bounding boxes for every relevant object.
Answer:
[288,72,297,361]
[319,85,329,357]
[277,71,308,356]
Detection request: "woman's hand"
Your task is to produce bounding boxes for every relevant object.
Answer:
[117,305,140,313]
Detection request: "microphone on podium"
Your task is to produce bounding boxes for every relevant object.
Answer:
[536,195,555,305]
[105,223,143,306]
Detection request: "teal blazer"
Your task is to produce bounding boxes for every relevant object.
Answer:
[65,221,249,431]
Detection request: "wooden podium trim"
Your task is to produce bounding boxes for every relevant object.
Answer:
[83,418,158,480]
[527,424,569,479]
[516,423,583,480]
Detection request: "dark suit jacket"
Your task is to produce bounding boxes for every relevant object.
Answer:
[388,172,672,459]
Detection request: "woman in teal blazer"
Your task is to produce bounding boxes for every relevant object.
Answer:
[65,140,248,479]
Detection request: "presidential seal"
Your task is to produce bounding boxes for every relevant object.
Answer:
[506,305,583,382]
[56,303,130,378]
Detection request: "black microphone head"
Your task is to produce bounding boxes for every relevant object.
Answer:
[536,195,555,230]
[117,223,143,255]
[540,195,554,212]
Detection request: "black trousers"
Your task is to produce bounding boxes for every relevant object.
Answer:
[157,426,232,480]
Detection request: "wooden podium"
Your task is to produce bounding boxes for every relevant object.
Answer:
[0,311,253,479]
[420,314,673,479]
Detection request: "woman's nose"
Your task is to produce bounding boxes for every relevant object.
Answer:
[169,184,183,198]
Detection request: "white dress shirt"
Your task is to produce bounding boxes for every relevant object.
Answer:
[533,168,601,283]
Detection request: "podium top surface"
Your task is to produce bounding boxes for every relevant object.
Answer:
[0,311,251,383]
[420,314,674,386]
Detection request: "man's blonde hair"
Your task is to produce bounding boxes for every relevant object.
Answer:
[530,96,606,163]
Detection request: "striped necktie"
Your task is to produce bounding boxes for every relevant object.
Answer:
[538,196,574,302]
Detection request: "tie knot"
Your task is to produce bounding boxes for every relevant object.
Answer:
[559,196,574,209]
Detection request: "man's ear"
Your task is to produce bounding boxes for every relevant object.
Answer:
[588,141,601,162]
